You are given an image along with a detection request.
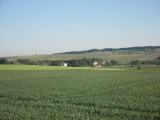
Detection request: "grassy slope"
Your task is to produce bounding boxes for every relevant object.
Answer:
[0,65,160,120]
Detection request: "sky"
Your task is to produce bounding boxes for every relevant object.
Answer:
[0,0,160,57]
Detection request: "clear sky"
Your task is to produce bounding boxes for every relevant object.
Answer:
[0,0,160,57]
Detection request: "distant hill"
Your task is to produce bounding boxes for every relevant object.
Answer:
[6,46,160,64]
[62,46,160,54]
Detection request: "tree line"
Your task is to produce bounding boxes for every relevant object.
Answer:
[0,57,160,66]
[130,58,160,66]
[0,57,119,67]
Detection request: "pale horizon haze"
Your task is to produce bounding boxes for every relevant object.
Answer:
[0,0,160,57]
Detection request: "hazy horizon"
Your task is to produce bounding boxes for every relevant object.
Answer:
[0,45,160,57]
[1,0,160,57]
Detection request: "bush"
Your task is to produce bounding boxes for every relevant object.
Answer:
[17,59,32,65]
[137,65,141,70]
[110,60,119,65]
[130,60,141,65]
[0,58,8,64]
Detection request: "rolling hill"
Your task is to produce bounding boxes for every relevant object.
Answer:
[7,46,160,64]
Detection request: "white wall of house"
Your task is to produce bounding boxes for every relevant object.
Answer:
[63,63,68,67]
[93,61,98,66]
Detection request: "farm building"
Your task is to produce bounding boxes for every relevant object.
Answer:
[61,62,68,67]
[93,61,99,66]
[93,60,106,67]
[93,61,102,67]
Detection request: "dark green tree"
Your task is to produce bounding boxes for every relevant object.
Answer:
[0,58,8,64]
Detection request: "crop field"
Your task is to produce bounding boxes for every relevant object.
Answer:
[0,65,160,120]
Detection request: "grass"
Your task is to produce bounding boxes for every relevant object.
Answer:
[0,65,160,120]
[0,64,124,71]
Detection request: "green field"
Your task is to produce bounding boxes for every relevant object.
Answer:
[0,65,160,120]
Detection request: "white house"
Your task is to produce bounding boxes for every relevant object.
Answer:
[61,62,68,67]
[93,61,98,66]
[64,63,68,67]
[93,61,99,67]
[92,60,106,68]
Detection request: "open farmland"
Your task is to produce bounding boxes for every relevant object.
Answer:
[0,65,160,120]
